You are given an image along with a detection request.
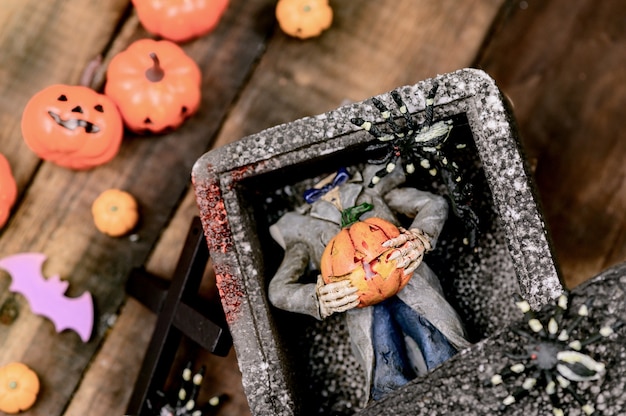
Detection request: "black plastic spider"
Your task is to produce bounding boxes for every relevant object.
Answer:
[351,83,478,244]
[145,362,224,416]
[487,292,621,415]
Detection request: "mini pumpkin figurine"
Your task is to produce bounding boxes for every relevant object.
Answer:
[21,82,124,170]
[105,39,202,133]
[132,0,229,43]
[276,0,333,39]
[92,189,139,237]
[0,362,40,414]
[0,154,17,228]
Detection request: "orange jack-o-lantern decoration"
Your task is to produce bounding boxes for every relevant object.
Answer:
[132,0,229,43]
[321,214,408,307]
[105,39,202,133]
[0,154,18,228]
[0,362,40,414]
[276,0,333,39]
[21,84,123,170]
[92,189,139,237]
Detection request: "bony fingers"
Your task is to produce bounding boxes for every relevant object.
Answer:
[403,261,420,276]
[319,279,353,294]
[336,299,360,312]
[325,293,359,308]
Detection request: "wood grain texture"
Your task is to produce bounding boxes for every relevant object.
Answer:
[0,0,276,414]
[214,0,504,145]
[477,0,626,287]
[5,0,621,414]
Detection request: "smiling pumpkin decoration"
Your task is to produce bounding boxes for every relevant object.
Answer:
[21,73,123,170]
[0,154,17,228]
[105,39,202,134]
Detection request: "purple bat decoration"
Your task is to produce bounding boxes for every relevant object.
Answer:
[0,253,94,342]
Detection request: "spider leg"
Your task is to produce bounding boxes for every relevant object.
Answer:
[543,371,566,416]
[514,294,548,338]
[365,143,396,166]
[174,363,205,415]
[368,155,400,187]
[562,383,596,415]
[486,360,529,387]
[569,320,621,350]
[498,369,541,412]
[351,117,395,142]
[417,82,439,130]
[558,296,595,343]
[390,90,417,132]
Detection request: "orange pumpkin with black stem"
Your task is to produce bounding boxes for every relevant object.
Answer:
[276,0,333,39]
[320,204,409,307]
[21,59,124,170]
[105,39,202,133]
[0,362,40,414]
[132,0,229,43]
[0,154,17,228]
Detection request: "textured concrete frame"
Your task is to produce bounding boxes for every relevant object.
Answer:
[192,68,563,415]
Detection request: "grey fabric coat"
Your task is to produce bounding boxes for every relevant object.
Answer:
[268,165,470,397]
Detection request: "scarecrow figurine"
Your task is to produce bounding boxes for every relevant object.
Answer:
[268,164,470,401]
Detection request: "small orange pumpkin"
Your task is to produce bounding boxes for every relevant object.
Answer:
[0,154,17,228]
[132,0,229,43]
[21,84,124,170]
[105,39,202,133]
[276,0,333,39]
[321,216,408,307]
[92,189,139,237]
[0,362,40,414]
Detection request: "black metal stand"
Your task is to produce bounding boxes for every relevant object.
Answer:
[125,216,232,415]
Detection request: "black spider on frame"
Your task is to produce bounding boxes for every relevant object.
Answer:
[145,362,224,416]
[351,83,479,244]
[487,292,622,416]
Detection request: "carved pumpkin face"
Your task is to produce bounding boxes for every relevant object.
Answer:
[0,154,17,228]
[321,217,408,307]
[104,39,202,133]
[21,85,123,170]
[276,0,333,39]
[132,0,230,43]
[0,362,40,414]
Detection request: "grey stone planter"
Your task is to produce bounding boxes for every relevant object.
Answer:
[192,68,562,415]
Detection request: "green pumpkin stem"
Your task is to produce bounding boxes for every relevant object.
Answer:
[340,202,374,228]
[145,53,165,82]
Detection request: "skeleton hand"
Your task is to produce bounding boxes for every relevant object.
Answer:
[316,274,359,319]
[382,227,432,276]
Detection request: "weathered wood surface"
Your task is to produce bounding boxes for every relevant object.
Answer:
[477,0,626,288]
[0,0,623,415]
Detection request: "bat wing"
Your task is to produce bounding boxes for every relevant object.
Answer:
[0,252,94,342]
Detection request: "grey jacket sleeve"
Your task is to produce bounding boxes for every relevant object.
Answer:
[267,241,323,320]
[383,187,448,248]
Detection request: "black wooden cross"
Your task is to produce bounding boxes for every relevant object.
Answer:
[125,216,232,415]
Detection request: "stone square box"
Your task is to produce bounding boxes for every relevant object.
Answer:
[192,69,562,415]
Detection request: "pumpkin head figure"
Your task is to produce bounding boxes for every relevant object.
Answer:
[276,0,333,39]
[105,39,202,133]
[21,85,124,170]
[132,0,230,43]
[321,215,409,307]
[0,362,40,414]
[0,154,17,228]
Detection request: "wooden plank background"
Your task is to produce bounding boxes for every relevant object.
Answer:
[0,0,623,414]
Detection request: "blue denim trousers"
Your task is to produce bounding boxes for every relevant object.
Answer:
[370,296,457,400]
